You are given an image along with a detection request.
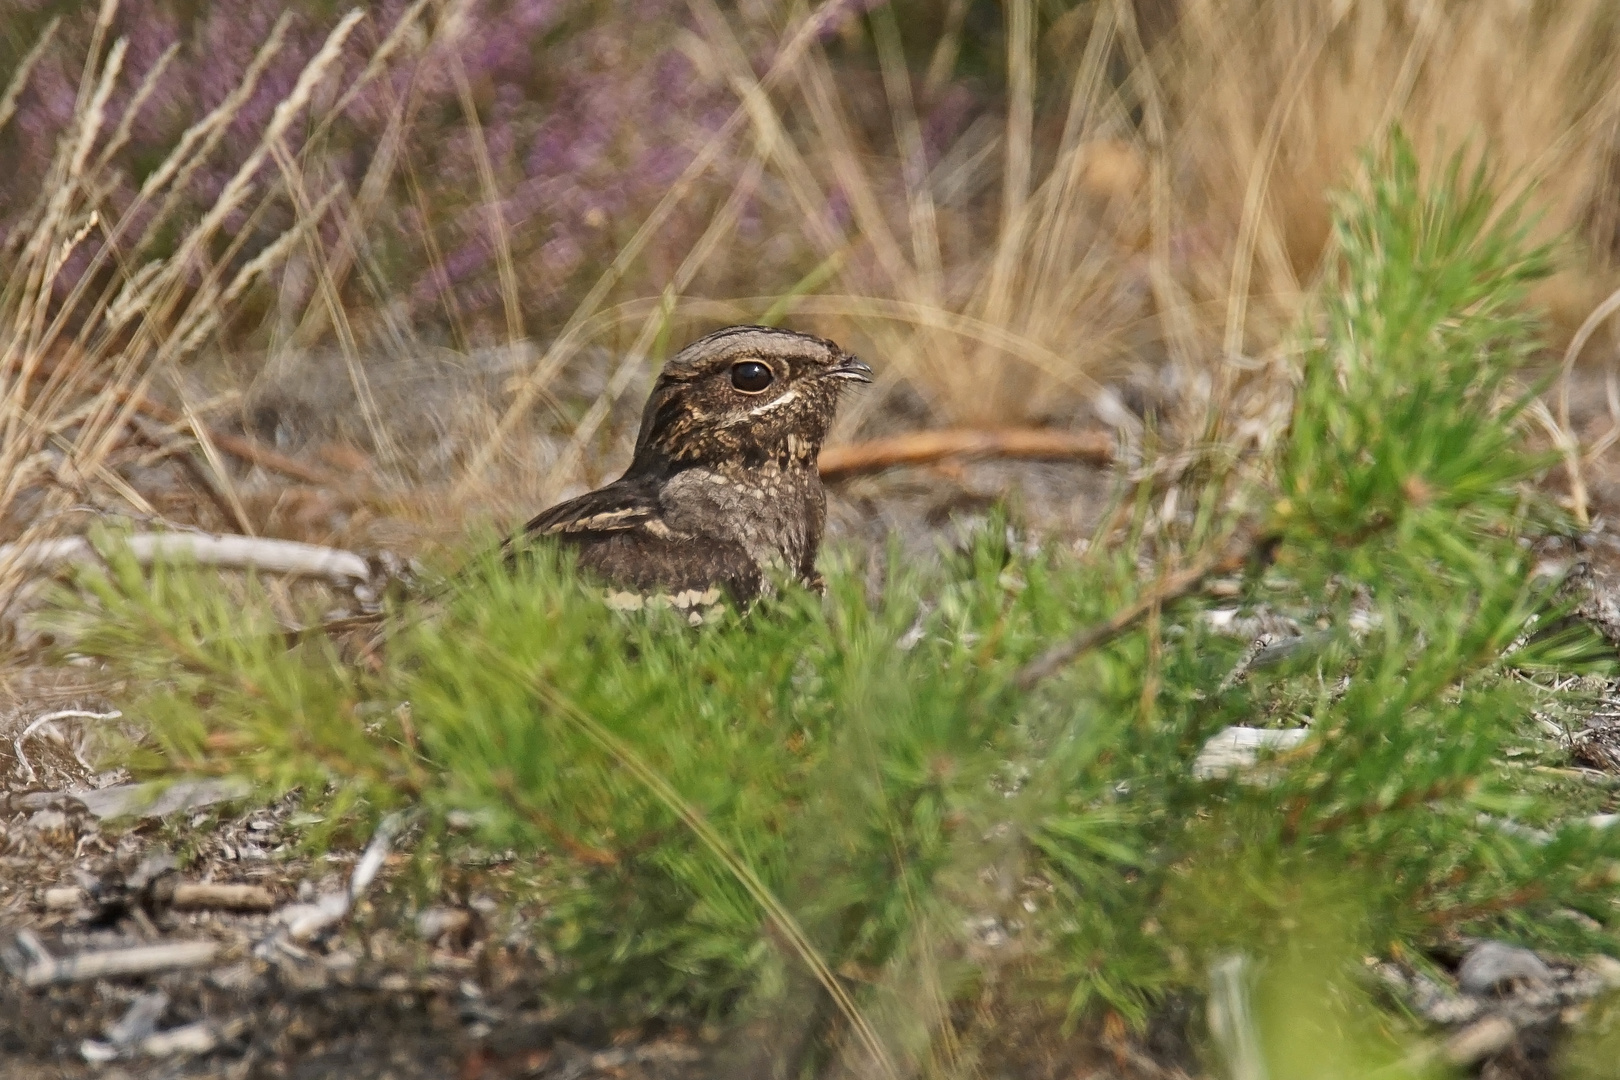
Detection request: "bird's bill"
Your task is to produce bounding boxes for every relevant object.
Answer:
[828,356,874,383]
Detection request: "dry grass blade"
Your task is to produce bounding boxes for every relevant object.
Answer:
[1560,285,1620,432]
[1526,397,1589,528]
[793,48,918,300]
[466,0,855,485]
[267,140,402,475]
[686,0,844,263]
[132,15,293,214]
[91,41,180,176]
[448,49,526,351]
[177,396,254,536]
[0,16,61,137]
[980,0,1035,339]
[544,156,771,500]
[871,7,944,304]
[1218,22,1334,376]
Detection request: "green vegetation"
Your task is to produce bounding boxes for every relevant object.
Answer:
[61,137,1620,1073]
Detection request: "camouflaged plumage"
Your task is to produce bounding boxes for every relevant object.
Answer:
[521,326,871,611]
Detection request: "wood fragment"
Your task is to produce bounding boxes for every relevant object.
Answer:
[83,1019,240,1063]
[817,427,1114,481]
[137,1021,224,1058]
[18,777,250,820]
[22,939,221,987]
[5,928,52,974]
[265,813,402,947]
[0,532,369,584]
[170,882,275,912]
[105,989,170,1046]
[1444,1016,1517,1066]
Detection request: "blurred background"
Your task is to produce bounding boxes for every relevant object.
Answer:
[3,0,1620,558]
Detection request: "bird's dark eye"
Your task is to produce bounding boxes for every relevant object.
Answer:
[729,360,774,393]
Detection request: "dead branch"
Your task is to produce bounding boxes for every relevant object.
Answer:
[0,532,369,584]
[170,883,276,912]
[127,392,347,488]
[17,777,251,820]
[28,362,347,488]
[817,427,1114,481]
[17,937,221,987]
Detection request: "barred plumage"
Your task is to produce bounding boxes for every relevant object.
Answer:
[520,326,871,611]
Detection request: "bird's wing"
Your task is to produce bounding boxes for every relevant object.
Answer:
[521,478,674,538]
[516,476,762,601]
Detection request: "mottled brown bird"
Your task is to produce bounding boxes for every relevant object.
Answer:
[519,325,871,616]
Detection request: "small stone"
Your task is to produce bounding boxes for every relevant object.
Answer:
[1444,1016,1516,1065]
[415,907,472,943]
[42,887,86,910]
[1457,941,1554,995]
[79,1040,119,1064]
[26,809,68,832]
[1191,727,1311,782]
[1584,954,1620,989]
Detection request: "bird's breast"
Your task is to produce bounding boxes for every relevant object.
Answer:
[659,465,822,575]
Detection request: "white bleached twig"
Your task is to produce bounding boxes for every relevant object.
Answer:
[17,777,251,820]
[270,812,404,945]
[0,532,369,583]
[19,938,220,987]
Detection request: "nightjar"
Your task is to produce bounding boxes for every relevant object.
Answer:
[519,325,871,619]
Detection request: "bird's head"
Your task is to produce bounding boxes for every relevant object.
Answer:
[629,325,871,472]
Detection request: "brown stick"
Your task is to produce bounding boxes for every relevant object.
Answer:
[818,428,1114,481]
[1015,531,1264,690]
[28,362,347,488]
[117,393,346,488]
[170,882,276,912]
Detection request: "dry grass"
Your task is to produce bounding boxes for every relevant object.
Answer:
[5,0,1620,562]
[0,1,435,594]
[4,3,1620,1071]
[1168,0,1620,391]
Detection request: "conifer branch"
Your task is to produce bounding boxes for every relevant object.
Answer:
[1016,528,1270,690]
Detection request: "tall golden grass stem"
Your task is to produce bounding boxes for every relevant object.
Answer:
[0,17,62,137]
[872,7,944,304]
[447,48,526,351]
[468,0,854,483]
[542,156,770,499]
